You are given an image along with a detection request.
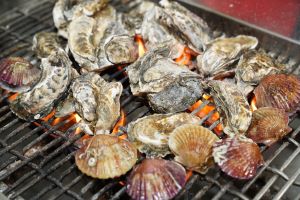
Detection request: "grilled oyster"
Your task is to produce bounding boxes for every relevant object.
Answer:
[55,93,76,118]
[127,113,201,157]
[10,49,72,121]
[127,44,203,113]
[207,80,252,135]
[197,35,258,77]
[71,72,122,134]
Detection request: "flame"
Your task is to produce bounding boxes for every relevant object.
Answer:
[185,170,193,182]
[251,96,257,111]
[112,110,127,139]
[119,181,126,186]
[175,47,192,65]
[135,35,146,57]
[8,93,18,102]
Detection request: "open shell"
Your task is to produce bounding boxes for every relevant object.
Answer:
[246,107,292,146]
[213,135,264,179]
[75,134,137,179]
[169,124,219,174]
[126,158,186,200]
[254,74,300,115]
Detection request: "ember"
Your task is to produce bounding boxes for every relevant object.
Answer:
[175,47,192,66]
[251,96,258,111]
[112,110,127,139]
[135,35,146,57]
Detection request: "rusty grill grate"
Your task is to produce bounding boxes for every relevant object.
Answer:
[0,0,300,200]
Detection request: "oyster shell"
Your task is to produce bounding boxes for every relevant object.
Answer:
[75,134,137,179]
[169,124,219,174]
[207,80,252,135]
[197,35,258,77]
[126,158,186,200]
[0,57,41,92]
[55,93,76,118]
[213,135,264,179]
[246,107,292,146]
[10,49,72,121]
[254,74,300,115]
[127,113,201,157]
[32,32,63,58]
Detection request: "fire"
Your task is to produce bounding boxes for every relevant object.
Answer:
[8,93,18,102]
[135,35,146,57]
[185,170,193,182]
[175,47,192,66]
[112,110,127,139]
[251,96,257,111]
[119,181,126,186]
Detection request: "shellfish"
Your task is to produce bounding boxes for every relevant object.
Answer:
[246,107,292,146]
[126,158,186,200]
[212,135,264,179]
[75,134,137,179]
[0,57,41,92]
[127,113,201,157]
[253,74,300,115]
[169,124,219,174]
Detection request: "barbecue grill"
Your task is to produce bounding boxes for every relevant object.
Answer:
[0,0,300,199]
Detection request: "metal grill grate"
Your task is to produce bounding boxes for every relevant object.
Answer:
[0,0,300,200]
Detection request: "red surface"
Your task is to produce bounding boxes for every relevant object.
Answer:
[200,0,300,37]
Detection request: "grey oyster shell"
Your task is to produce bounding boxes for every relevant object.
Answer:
[10,49,72,121]
[207,80,252,135]
[127,43,203,113]
[127,113,201,157]
[55,93,76,118]
[71,72,122,135]
[197,35,258,77]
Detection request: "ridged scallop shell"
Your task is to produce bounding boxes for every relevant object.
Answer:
[213,135,264,179]
[0,57,41,92]
[254,74,300,115]
[169,124,219,174]
[126,158,186,200]
[75,134,137,179]
[127,113,201,157]
[246,107,292,146]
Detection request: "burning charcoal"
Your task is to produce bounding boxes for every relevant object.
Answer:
[254,74,300,115]
[71,72,122,135]
[169,124,219,174]
[0,57,41,92]
[75,134,137,179]
[159,0,212,52]
[55,93,76,118]
[127,44,203,113]
[126,158,186,200]
[246,107,292,146]
[197,35,258,77]
[10,49,72,121]
[207,80,252,135]
[127,113,201,157]
[213,135,264,179]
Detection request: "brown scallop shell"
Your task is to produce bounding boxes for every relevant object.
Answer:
[75,135,137,179]
[168,124,219,174]
[212,135,264,179]
[126,158,186,200]
[254,74,300,115]
[246,107,292,146]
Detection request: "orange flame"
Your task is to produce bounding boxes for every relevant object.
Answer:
[112,110,127,139]
[135,35,146,57]
[175,47,192,66]
[251,96,257,111]
[8,93,18,102]
[185,170,193,182]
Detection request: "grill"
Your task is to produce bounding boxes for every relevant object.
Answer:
[0,0,300,199]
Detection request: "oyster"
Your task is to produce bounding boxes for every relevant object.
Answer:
[207,80,252,135]
[213,135,264,179]
[127,113,201,157]
[32,32,63,58]
[10,49,72,121]
[126,158,186,200]
[169,124,219,174]
[197,35,258,77]
[0,57,41,92]
[71,72,122,134]
[254,74,300,115]
[75,134,137,179]
[55,93,76,118]
[127,44,203,113]
[246,107,292,146]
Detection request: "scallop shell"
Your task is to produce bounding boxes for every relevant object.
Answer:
[254,74,300,115]
[246,107,292,146]
[126,158,186,200]
[127,113,201,157]
[213,135,264,179]
[75,134,137,179]
[169,124,219,174]
[0,57,41,92]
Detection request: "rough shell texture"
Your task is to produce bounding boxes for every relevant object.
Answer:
[10,49,72,121]
[55,93,76,118]
[246,107,292,146]
[75,134,137,179]
[32,32,63,58]
[213,135,264,179]
[169,124,219,174]
[126,158,186,200]
[254,74,300,115]
[127,113,201,157]
[0,57,41,92]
